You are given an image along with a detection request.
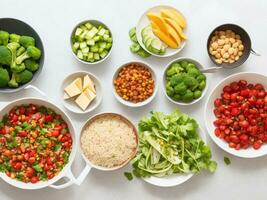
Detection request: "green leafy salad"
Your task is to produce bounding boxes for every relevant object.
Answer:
[127,109,217,179]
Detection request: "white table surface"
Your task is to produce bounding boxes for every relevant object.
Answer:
[1,0,267,199]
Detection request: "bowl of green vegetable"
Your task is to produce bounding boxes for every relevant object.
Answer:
[163,58,208,105]
[70,19,113,65]
[0,18,44,93]
[126,109,217,187]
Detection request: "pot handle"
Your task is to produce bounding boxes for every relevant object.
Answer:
[74,164,92,185]
[24,85,47,97]
[48,167,76,189]
[251,49,261,56]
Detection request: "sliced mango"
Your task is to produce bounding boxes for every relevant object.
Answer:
[151,22,178,48]
[146,12,168,35]
[165,23,181,47]
[160,9,186,28]
[163,17,187,40]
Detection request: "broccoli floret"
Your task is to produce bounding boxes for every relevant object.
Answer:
[8,73,18,88]
[185,63,196,71]
[0,31,9,46]
[166,83,174,97]
[187,68,200,77]
[19,36,35,48]
[7,42,25,73]
[0,67,10,87]
[15,70,33,84]
[24,59,39,72]
[170,75,184,87]
[196,74,206,82]
[9,34,21,43]
[0,46,12,65]
[166,63,183,76]
[16,46,26,56]
[194,90,202,99]
[199,80,206,90]
[174,82,187,95]
[172,94,181,101]
[182,90,194,102]
[180,60,188,69]
[16,46,41,64]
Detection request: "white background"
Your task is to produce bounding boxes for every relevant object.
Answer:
[0,0,267,199]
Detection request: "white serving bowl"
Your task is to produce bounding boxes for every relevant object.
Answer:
[61,71,102,114]
[163,57,208,106]
[143,126,206,187]
[112,61,158,107]
[0,98,77,190]
[70,19,113,65]
[136,5,187,57]
[205,72,267,158]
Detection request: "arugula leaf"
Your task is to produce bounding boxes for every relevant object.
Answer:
[224,157,231,165]
[124,172,133,181]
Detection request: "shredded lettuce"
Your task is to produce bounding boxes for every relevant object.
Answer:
[129,109,217,178]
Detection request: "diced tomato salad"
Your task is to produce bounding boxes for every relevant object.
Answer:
[213,80,267,150]
[0,104,72,183]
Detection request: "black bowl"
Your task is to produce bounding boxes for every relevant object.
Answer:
[0,18,44,93]
[207,24,251,69]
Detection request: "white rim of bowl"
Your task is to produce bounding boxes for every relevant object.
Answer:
[70,19,113,65]
[61,71,102,114]
[79,112,139,171]
[163,57,208,106]
[204,72,267,158]
[136,5,187,58]
[112,61,158,107]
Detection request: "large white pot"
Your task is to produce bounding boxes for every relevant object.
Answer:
[0,97,77,189]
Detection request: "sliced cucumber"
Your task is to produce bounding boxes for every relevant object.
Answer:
[144,38,153,48]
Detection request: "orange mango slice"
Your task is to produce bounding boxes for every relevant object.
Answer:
[165,23,181,47]
[151,22,178,48]
[146,12,168,35]
[160,9,186,28]
[163,17,187,40]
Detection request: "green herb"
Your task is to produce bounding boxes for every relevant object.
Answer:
[130,109,217,178]
[32,164,42,172]
[224,157,231,165]
[15,126,22,131]
[38,106,48,114]
[40,172,48,181]
[62,152,70,163]
[124,172,133,181]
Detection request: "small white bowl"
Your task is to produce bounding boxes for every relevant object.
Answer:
[205,72,267,158]
[136,5,187,57]
[61,71,102,114]
[143,126,206,187]
[112,61,158,107]
[163,57,208,106]
[70,19,113,65]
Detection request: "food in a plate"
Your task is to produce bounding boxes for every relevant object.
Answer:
[80,114,138,168]
[114,63,154,103]
[209,30,244,64]
[0,30,42,88]
[0,104,72,183]
[165,60,206,103]
[141,26,167,55]
[64,74,96,111]
[127,109,217,179]
[142,8,187,54]
[129,27,151,58]
[71,22,112,63]
[213,80,267,150]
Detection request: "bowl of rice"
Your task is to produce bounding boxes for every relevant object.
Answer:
[79,113,139,171]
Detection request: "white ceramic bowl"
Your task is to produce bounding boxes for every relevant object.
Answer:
[70,19,113,65]
[112,61,158,107]
[163,57,208,106]
[61,71,102,114]
[205,72,267,158]
[143,126,206,187]
[0,98,77,190]
[136,5,187,57]
[73,113,139,185]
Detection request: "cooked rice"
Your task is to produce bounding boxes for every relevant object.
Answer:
[81,115,137,168]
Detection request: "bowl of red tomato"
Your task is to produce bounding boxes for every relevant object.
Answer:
[205,72,267,158]
[0,98,77,189]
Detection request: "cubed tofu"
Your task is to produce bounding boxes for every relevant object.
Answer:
[83,75,96,93]
[75,92,90,111]
[64,77,83,97]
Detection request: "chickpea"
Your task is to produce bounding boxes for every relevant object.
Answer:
[223,53,230,59]
[229,38,235,44]
[224,44,230,51]
[238,51,243,56]
[215,59,222,64]
[215,53,221,59]
[218,39,225,45]
[235,56,240,61]
[239,44,244,51]
[211,42,218,49]
[235,34,241,40]
[228,47,234,55]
